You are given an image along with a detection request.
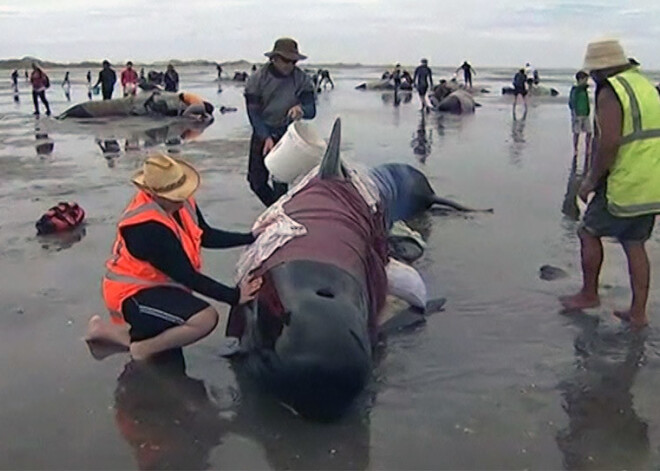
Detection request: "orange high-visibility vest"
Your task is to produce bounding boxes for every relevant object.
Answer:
[180,92,204,105]
[102,190,203,323]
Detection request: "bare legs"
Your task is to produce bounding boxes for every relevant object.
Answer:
[560,228,602,310]
[130,306,219,360]
[560,231,650,328]
[85,306,219,361]
[614,241,650,328]
[572,132,592,168]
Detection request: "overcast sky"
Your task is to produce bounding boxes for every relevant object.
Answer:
[2,0,659,68]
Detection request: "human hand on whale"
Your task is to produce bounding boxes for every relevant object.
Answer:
[238,274,263,304]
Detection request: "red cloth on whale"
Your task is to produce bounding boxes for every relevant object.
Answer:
[255,176,389,340]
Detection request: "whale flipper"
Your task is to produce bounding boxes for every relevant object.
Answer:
[378,297,446,335]
[431,195,493,213]
[318,118,344,180]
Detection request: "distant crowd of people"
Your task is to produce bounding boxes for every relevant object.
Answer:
[10,60,183,114]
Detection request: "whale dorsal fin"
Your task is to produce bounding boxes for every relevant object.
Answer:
[318,118,344,180]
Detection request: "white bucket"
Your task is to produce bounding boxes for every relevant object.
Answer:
[265,121,326,184]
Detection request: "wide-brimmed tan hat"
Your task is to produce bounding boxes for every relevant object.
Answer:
[131,152,200,202]
[583,39,629,71]
[264,37,307,61]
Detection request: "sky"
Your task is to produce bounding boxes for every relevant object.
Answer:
[1,0,659,68]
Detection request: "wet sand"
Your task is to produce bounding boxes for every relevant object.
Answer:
[1,67,660,470]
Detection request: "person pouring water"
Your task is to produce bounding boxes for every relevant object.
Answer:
[244,37,316,207]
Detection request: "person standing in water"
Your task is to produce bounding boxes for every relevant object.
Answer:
[30,62,51,116]
[11,69,19,102]
[512,68,528,110]
[456,61,476,88]
[391,63,402,93]
[560,39,660,329]
[568,70,592,165]
[121,61,139,97]
[62,71,71,101]
[11,69,19,100]
[94,60,117,100]
[164,64,179,92]
[85,152,262,361]
[244,37,316,206]
[86,70,92,99]
[413,58,433,109]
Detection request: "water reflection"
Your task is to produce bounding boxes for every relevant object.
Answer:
[230,366,371,471]
[561,155,583,221]
[411,110,432,163]
[509,107,527,166]
[37,225,87,252]
[35,122,54,156]
[556,317,649,470]
[96,138,121,168]
[381,91,412,106]
[114,353,225,470]
[93,120,212,166]
[114,353,371,470]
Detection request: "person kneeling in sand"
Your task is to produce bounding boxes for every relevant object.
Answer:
[86,152,262,360]
[179,92,215,122]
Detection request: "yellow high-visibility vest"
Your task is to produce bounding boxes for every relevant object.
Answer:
[606,68,660,217]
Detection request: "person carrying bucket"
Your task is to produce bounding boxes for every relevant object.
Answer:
[244,37,316,206]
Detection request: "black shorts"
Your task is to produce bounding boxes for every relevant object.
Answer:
[514,87,527,97]
[122,287,210,341]
[581,184,656,242]
[417,86,428,96]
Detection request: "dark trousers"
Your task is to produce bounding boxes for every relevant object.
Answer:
[248,134,288,207]
[102,87,113,100]
[32,90,50,114]
[464,71,473,88]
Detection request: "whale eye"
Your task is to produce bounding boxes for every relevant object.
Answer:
[316,289,334,299]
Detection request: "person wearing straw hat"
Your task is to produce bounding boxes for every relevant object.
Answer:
[244,37,316,206]
[85,152,262,360]
[560,39,660,328]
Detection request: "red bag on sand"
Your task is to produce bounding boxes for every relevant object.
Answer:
[36,202,85,235]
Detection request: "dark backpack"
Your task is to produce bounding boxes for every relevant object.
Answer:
[43,73,50,89]
[513,73,525,88]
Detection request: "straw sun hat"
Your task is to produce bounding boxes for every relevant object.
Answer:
[583,39,629,71]
[131,152,200,202]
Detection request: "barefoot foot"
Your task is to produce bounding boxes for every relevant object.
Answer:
[559,292,600,310]
[84,315,104,342]
[85,338,129,361]
[614,310,649,329]
[83,314,130,360]
[613,310,632,322]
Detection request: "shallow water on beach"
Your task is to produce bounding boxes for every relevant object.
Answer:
[2,66,660,470]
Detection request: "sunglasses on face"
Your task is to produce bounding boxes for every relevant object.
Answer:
[276,56,297,65]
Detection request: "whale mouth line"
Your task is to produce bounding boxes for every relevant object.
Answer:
[316,288,335,299]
